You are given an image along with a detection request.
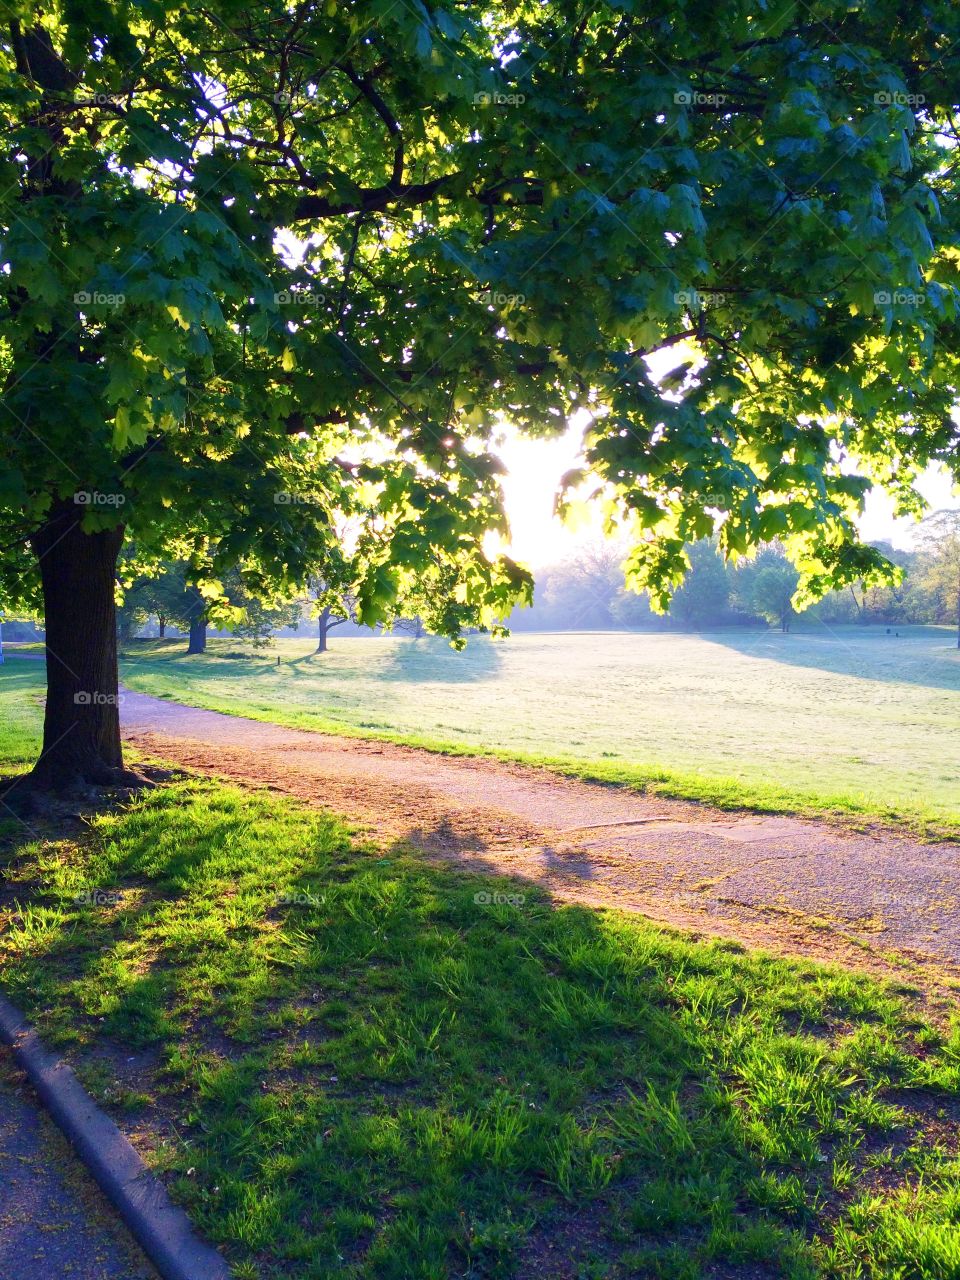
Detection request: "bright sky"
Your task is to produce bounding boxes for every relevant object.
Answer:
[495,341,960,567]
[496,422,960,569]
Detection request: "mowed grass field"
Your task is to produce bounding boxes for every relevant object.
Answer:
[121,625,960,832]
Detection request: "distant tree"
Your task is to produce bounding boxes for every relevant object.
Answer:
[185,600,209,656]
[810,586,861,625]
[308,576,357,654]
[843,541,915,624]
[117,561,208,648]
[147,569,206,641]
[181,567,301,651]
[915,512,960,647]
[750,560,801,633]
[541,544,626,630]
[229,590,301,650]
[668,540,732,629]
[370,560,508,644]
[315,605,349,652]
[393,615,428,640]
[119,561,298,652]
[609,587,658,630]
[116,579,151,643]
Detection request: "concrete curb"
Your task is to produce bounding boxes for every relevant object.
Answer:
[0,993,231,1280]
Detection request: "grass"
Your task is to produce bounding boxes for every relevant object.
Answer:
[0,659,45,780]
[3,667,960,1277]
[120,626,960,835]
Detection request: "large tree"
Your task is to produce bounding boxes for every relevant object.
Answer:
[1,1,959,788]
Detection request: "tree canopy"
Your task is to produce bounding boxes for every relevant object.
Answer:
[2,0,960,784]
[4,0,960,609]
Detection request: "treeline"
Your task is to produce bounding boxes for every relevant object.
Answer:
[510,513,960,636]
[115,563,301,651]
[114,566,422,652]
[8,517,959,650]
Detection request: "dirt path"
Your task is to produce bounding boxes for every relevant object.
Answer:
[121,689,960,983]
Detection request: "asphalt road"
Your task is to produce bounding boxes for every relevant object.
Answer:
[0,1061,155,1280]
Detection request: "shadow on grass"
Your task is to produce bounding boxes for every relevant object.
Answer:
[119,636,506,688]
[2,783,960,1278]
[708,623,960,693]
[376,635,505,684]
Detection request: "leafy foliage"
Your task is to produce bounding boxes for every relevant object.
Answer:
[116,561,204,638]
[0,2,959,626]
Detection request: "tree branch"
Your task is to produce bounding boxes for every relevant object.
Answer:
[291,174,457,220]
[338,62,404,190]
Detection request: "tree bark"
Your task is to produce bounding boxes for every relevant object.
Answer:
[187,614,207,654]
[28,500,125,789]
[158,614,166,639]
[316,606,330,653]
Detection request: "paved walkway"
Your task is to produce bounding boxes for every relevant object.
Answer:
[121,689,960,981]
[0,1060,154,1279]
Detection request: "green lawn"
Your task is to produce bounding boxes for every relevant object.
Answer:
[121,625,960,834]
[2,663,960,1278]
[0,659,44,781]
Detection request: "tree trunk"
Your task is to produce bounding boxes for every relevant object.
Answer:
[187,615,207,654]
[28,501,125,789]
[316,607,330,653]
[158,614,166,639]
